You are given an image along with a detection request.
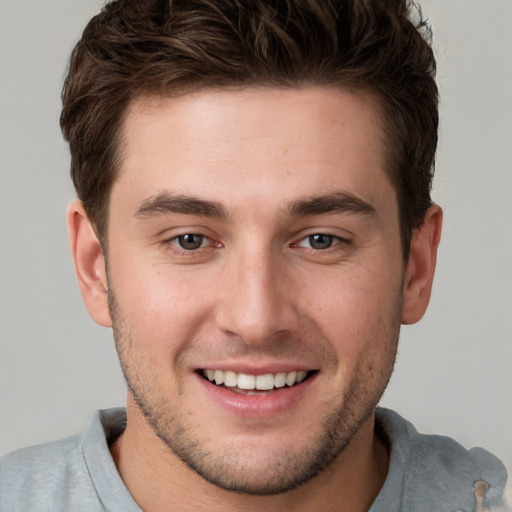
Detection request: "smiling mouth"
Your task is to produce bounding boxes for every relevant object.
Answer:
[200,369,316,394]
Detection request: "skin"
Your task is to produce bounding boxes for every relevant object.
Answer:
[68,86,442,512]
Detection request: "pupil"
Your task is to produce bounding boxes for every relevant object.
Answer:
[310,234,333,249]
[179,234,203,250]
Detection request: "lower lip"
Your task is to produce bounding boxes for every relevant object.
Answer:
[196,372,317,418]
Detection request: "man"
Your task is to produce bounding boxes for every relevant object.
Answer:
[0,0,507,511]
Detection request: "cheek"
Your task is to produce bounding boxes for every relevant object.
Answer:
[109,260,215,354]
[300,264,402,350]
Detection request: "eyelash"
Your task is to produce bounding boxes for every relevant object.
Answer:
[166,233,219,252]
[293,233,348,251]
[164,232,350,254]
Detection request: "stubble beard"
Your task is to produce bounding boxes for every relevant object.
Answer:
[108,287,400,496]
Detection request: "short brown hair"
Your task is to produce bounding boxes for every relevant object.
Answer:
[61,0,438,257]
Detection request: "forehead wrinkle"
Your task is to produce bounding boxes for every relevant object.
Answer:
[134,192,228,220]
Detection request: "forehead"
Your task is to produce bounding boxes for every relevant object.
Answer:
[114,86,393,215]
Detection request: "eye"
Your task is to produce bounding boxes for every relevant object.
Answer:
[298,233,340,250]
[173,234,208,250]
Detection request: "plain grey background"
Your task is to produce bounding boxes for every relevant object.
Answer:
[1,0,511,479]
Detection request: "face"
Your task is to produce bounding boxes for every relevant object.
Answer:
[104,87,405,494]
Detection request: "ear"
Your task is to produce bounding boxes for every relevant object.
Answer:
[401,204,443,325]
[67,200,112,327]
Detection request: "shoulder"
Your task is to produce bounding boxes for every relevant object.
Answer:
[0,433,98,511]
[0,432,82,478]
[0,409,129,512]
[374,408,508,512]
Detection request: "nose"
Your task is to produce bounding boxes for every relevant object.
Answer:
[214,246,299,346]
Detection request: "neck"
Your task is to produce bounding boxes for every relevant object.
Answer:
[110,399,389,512]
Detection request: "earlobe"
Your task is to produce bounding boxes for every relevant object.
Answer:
[67,200,112,327]
[401,204,443,325]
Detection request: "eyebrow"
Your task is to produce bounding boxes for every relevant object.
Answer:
[134,190,375,221]
[288,192,376,217]
[134,192,227,220]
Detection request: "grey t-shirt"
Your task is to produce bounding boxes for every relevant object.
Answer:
[0,407,507,511]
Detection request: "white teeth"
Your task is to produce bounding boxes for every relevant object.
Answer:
[296,370,307,383]
[214,370,224,385]
[274,372,286,388]
[202,369,310,390]
[256,374,274,391]
[237,373,256,389]
[285,371,297,387]
[224,371,237,387]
